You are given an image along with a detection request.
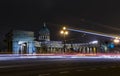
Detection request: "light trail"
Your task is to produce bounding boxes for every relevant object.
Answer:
[67,28,119,38]
[1,54,120,60]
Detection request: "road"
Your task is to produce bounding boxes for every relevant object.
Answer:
[0,55,120,76]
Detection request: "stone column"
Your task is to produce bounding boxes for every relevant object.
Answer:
[28,41,35,54]
[12,41,19,54]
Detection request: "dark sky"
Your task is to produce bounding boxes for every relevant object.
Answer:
[0,0,120,48]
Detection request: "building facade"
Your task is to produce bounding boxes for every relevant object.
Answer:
[5,30,35,54]
[5,23,101,54]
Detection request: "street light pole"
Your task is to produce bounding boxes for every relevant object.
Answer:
[63,33,66,52]
[60,27,68,53]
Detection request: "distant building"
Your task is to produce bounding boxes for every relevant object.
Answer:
[5,23,100,54]
[38,23,50,41]
[5,30,35,54]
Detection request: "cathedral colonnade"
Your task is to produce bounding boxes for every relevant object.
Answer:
[37,45,98,54]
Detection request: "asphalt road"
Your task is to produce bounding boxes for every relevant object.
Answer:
[1,56,120,76]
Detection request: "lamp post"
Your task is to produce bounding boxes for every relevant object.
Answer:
[60,27,68,53]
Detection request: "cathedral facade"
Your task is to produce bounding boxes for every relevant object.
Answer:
[5,23,99,54]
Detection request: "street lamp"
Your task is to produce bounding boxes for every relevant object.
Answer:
[60,27,68,53]
[113,37,120,44]
[63,26,66,30]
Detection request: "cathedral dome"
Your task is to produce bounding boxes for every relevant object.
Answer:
[39,23,50,35]
[38,22,50,41]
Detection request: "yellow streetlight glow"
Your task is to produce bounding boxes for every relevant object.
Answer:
[65,31,68,35]
[60,30,64,34]
[60,26,69,53]
[114,39,120,44]
[63,27,66,30]
[60,30,68,35]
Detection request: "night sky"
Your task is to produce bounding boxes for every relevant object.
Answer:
[0,0,120,49]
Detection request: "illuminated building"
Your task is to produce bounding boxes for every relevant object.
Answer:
[5,30,35,54]
[5,23,104,54]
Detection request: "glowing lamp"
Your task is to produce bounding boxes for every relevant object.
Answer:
[65,31,68,35]
[60,30,64,34]
[114,39,120,44]
[63,27,66,30]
